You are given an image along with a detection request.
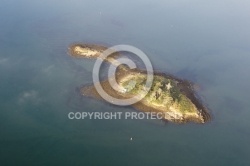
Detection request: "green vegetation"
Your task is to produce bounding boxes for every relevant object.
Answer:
[120,75,197,114]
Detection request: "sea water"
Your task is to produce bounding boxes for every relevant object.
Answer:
[0,0,250,165]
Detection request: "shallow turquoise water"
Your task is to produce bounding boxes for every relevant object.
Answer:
[0,0,250,165]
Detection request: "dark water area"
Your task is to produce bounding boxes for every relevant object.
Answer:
[0,0,250,165]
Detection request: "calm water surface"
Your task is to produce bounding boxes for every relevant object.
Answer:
[0,0,250,165]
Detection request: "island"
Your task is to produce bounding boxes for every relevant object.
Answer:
[68,43,211,124]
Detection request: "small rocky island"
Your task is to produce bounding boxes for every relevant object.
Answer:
[68,43,211,124]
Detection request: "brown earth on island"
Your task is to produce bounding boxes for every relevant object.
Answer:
[68,43,211,124]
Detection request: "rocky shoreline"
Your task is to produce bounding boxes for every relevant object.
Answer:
[68,43,211,124]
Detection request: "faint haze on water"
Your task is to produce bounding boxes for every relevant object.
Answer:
[0,0,250,165]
